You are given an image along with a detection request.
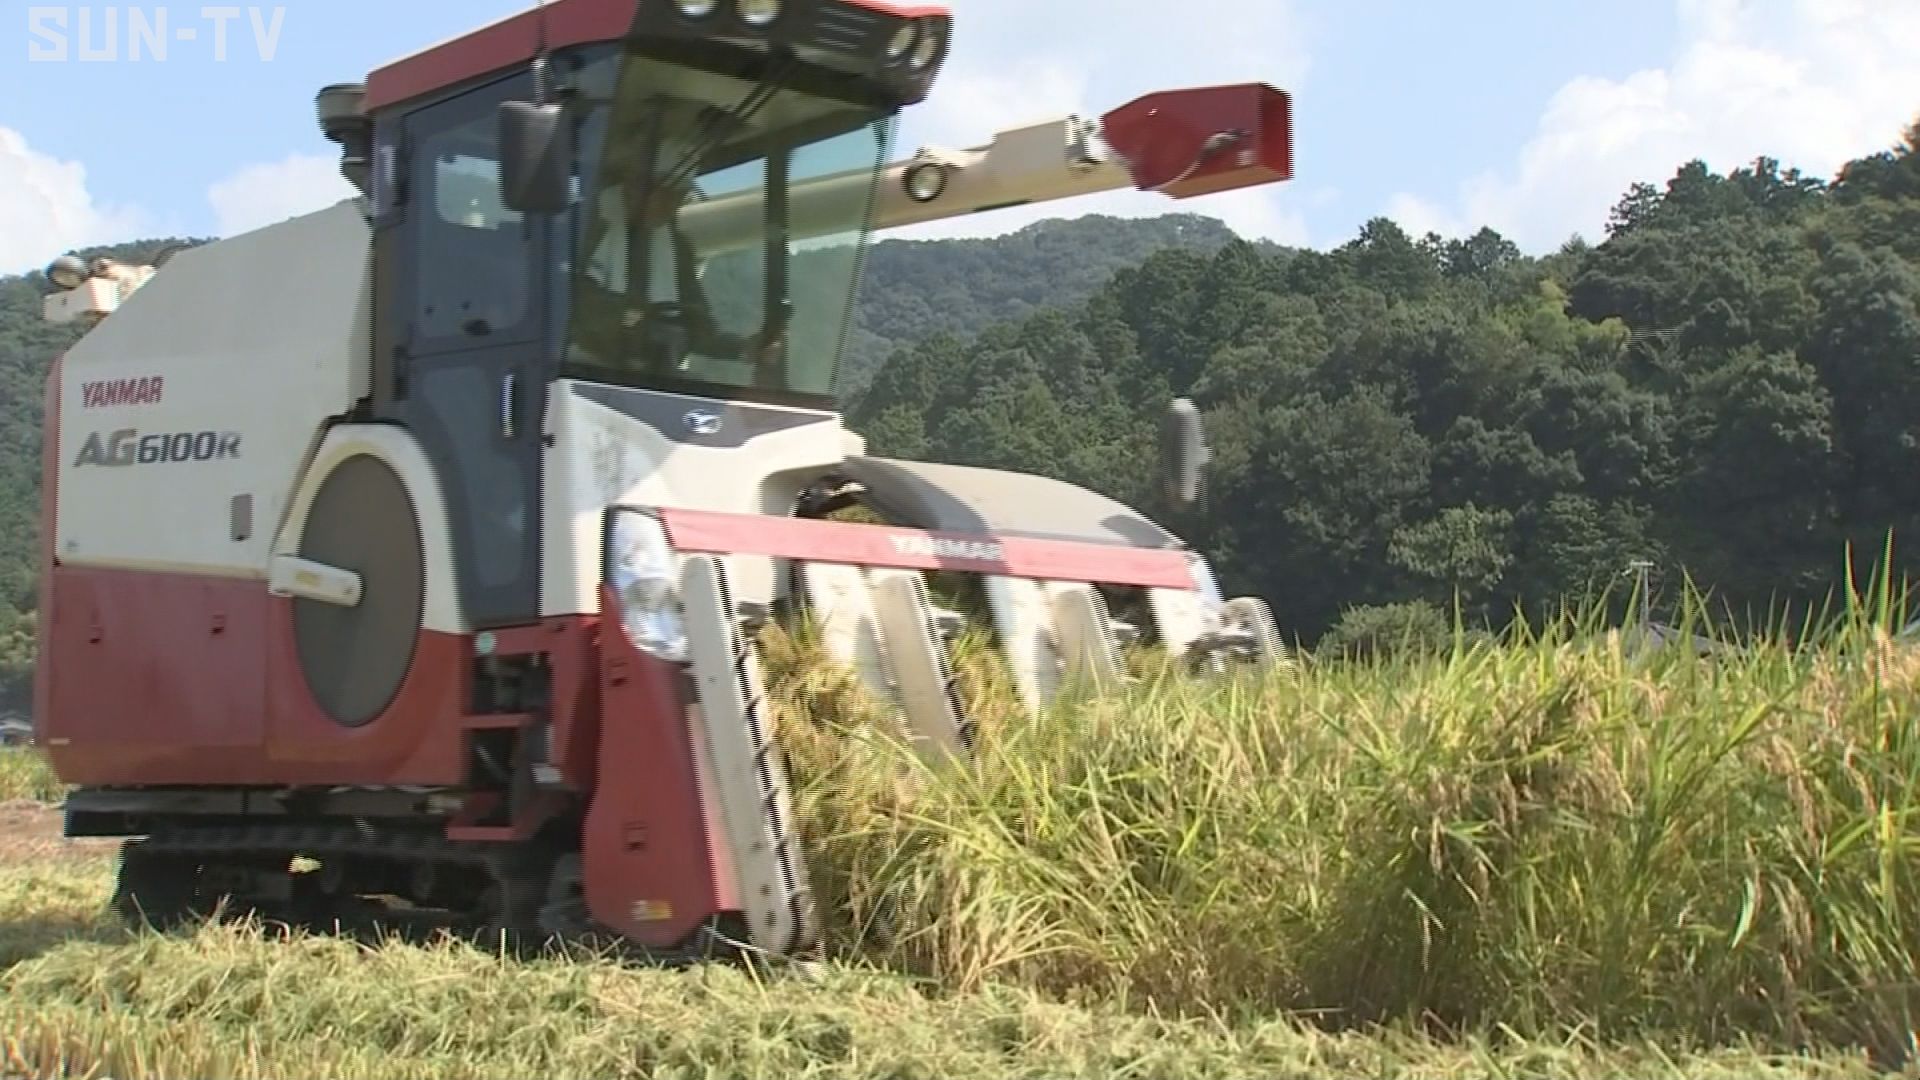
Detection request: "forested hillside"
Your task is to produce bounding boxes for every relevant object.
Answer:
[854,122,1920,644]
[841,213,1253,397]
[2,118,1916,714]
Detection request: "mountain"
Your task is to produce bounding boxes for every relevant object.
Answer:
[840,213,1265,399]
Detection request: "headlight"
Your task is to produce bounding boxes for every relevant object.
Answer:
[903,159,948,202]
[909,19,942,69]
[885,23,916,62]
[609,511,690,663]
[46,255,89,290]
[738,0,781,26]
[677,0,718,16]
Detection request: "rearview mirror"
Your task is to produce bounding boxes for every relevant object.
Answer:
[498,100,571,214]
[1160,397,1211,505]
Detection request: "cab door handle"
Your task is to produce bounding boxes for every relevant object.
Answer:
[501,371,518,439]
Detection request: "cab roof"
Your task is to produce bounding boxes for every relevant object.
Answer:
[364,0,950,112]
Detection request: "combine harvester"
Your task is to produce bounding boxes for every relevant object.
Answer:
[35,0,1294,960]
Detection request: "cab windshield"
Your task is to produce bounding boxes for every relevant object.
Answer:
[564,47,897,407]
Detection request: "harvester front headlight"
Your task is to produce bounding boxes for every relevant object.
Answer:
[608,510,690,663]
[903,159,948,202]
[737,0,781,26]
[885,23,916,62]
[46,255,89,290]
[909,18,942,69]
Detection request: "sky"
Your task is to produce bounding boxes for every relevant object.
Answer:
[3,0,1918,276]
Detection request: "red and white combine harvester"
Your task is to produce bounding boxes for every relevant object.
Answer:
[35,0,1294,960]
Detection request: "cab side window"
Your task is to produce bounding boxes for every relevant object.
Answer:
[411,103,531,347]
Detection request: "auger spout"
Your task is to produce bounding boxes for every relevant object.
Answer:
[676,82,1293,256]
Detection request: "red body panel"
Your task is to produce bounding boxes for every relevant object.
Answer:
[1102,84,1294,199]
[660,507,1198,590]
[263,608,467,783]
[365,0,641,111]
[39,565,737,947]
[583,584,736,946]
[40,569,269,782]
[364,0,953,113]
[487,618,603,790]
[843,0,947,15]
[39,566,468,787]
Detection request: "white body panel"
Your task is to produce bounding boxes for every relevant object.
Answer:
[1046,581,1124,690]
[42,272,152,325]
[984,576,1064,714]
[54,199,372,579]
[679,554,814,954]
[541,382,856,618]
[801,562,894,694]
[866,568,971,761]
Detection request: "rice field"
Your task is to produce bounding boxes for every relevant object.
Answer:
[2,597,1917,1078]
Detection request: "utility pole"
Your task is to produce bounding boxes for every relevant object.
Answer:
[1624,559,1654,640]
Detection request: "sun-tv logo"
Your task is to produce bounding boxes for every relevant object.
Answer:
[27,6,287,62]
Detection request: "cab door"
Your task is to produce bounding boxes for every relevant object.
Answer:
[386,72,550,629]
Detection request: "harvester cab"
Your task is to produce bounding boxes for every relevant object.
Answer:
[36,0,1295,963]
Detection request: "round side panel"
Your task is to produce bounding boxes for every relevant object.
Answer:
[293,453,427,727]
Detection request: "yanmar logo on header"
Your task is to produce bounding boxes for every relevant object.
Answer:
[887,532,1006,564]
[80,375,164,408]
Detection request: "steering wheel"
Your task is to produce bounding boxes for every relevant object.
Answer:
[622,299,688,328]
[619,300,697,369]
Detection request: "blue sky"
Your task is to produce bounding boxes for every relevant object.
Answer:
[4,0,1918,275]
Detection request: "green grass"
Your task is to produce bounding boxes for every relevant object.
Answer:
[0,741,62,803]
[3,593,1918,1077]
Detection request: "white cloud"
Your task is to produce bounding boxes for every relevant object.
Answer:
[1383,193,1466,243]
[206,153,357,237]
[1390,0,1920,252]
[912,59,1091,148]
[0,127,149,275]
[0,139,355,277]
[887,0,1314,246]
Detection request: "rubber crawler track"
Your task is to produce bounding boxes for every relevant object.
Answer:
[113,823,744,967]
